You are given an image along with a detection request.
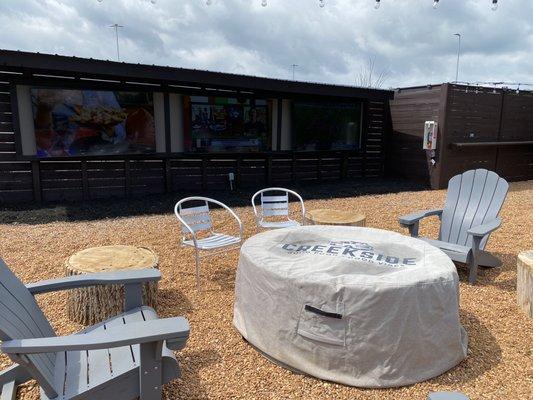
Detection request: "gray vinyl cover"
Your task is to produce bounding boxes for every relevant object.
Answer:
[233,226,468,388]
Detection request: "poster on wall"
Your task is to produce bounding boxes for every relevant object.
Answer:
[30,88,156,157]
[187,96,269,152]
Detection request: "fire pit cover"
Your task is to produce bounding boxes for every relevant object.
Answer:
[233,225,467,388]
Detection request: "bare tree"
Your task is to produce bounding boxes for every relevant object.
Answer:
[355,57,389,88]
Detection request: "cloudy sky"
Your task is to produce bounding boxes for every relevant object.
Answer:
[0,0,531,89]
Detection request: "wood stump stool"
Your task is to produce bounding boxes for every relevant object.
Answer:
[66,245,158,325]
[517,250,533,318]
[305,208,366,227]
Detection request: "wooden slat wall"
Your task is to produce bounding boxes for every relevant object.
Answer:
[0,78,389,204]
[365,100,387,178]
[388,86,442,184]
[0,80,34,202]
[390,83,533,188]
[442,85,533,186]
[440,85,502,183]
[496,91,533,181]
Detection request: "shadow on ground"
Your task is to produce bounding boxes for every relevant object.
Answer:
[0,178,428,225]
[158,288,194,315]
[454,252,516,291]
[430,309,502,385]
[163,349,221,400]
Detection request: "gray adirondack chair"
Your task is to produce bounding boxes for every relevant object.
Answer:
[399,169,509,284]
[0,259,189,400]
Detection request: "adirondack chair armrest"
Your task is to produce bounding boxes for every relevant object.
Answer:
[0,317,189,355]
[398,209,443,226]
[25,268,161,295]
[467,217,501,237]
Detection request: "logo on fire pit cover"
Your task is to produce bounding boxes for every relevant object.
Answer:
[279,240,417,267]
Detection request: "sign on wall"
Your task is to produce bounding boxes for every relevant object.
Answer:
[423,121,438,150]
[30,88,157,157]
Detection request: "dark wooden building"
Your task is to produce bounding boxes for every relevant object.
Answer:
[389,83,533,189]
[0,50,393,203]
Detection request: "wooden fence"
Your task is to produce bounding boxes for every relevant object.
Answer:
[389,83,533,189]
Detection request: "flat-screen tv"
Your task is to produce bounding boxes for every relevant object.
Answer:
[186,96,269,152]
[292,101,362,151]
[30,88,156,157]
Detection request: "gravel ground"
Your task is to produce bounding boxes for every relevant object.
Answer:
[0,180,532,400]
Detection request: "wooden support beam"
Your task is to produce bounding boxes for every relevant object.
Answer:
[276,98,283,151]
[81,160,89,200]
[124,160,131,198]
[30,160,41,203]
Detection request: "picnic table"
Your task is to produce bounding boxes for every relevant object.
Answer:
[65,245,158,325]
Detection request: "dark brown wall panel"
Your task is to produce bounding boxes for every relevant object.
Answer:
[387,86,442,185]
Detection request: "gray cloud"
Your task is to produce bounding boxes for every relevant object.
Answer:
[1,0,532,89]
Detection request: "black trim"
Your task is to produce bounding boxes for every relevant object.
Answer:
[304,305,343,319]
[0,50,394,101]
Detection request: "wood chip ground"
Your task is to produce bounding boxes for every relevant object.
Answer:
[1,181,532,399]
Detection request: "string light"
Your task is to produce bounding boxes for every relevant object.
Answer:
[201,0,499,11]
[97,0,155,3]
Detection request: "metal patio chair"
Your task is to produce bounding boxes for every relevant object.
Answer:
[399,168,509,284]
[0,259,189,400]
[251,187,306,231]
[174,196,243,291]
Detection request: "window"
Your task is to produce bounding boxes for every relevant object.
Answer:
[184,96,271,152]
[292,101,362,151]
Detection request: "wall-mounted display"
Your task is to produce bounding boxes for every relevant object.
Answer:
[292,101,362,151]
[423,120,438,150]
[30,88,156,157]
[184,96,270,152]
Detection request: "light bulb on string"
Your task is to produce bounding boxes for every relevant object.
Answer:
[319,0,325,8]
[433,0,439,9]
[374,0,381,10]
[516,84,520,94]
[206,0,212,4]
[491,0,498,11]
[261,0,267,7]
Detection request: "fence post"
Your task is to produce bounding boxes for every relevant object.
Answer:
[31,160,42,204]
[164,158,173,193]
[81,160,89,200]
[124,159,131,198]
[266,155,272,185]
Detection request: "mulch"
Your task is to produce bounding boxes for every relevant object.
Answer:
[0,180,531,399]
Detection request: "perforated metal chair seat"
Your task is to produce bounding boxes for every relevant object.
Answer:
[257,219,300,229]
[183,233,241,250]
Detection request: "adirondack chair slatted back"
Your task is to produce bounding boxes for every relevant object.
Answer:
[261,192,290,218]
[439,169,509,249]
[0,259,58,397]
[178,202,213,234]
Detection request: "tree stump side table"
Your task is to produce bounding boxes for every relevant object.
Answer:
[517,250,533,318]
[66,245,159,325]
[305,208,366,227]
